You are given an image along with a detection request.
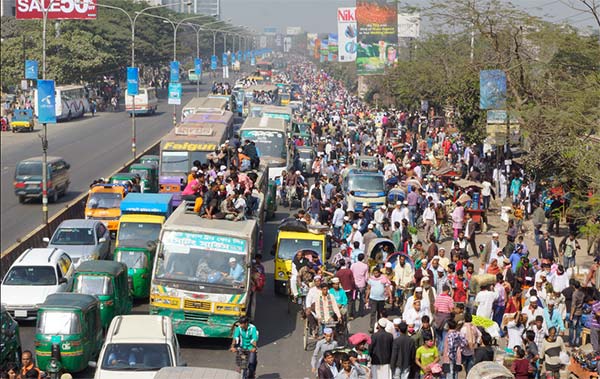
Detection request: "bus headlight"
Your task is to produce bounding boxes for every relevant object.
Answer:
[277,271,285,278]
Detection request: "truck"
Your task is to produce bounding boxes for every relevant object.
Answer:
[149,189,265,338]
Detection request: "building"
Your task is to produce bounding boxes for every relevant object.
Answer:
[1,0,16,17]
[163,0,220,15]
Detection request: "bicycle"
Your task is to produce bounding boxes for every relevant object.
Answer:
[235,348,250,379]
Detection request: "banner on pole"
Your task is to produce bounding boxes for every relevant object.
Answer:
[480,70,507,110]
[210,55,218,70]
[127,67,139,95]
[25,60,38,80]
[168,82,182,105]
[194,58,202,76]
[222,53,228,66]
[170,61,180,83]
[37,80,56,124]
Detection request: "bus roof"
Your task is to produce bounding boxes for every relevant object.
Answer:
[239,116,286,132]
[182,97,228,113]
[160,125,228,151]
[163,202,258,240]
[120,193,173,214]
[182,110,233,125]
[261,105,292,114]
[246,84,278,92]
[173,122,230,138]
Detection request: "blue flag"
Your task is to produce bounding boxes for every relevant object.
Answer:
[127,67,139,95]
[37,80,56,124]
[170,61,180,83]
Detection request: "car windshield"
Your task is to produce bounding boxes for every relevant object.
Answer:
[101,343,172,371]
[278,238,323,261]
[240,130,286,159]
[51,227,95,245]
[73,275,113,296]
[3,266,56,286]
[154,231,247,290]
[88,192,122,209]
[298,150,312,159]
[116,250,147,269]
[348,175,385,193]
[161,151,188,174]
[118,222,161,245]
[16,162,44,176]
[37,311,81,335]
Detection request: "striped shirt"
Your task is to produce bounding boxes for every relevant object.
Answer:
[590,301,600,329]
[434,293,455,314]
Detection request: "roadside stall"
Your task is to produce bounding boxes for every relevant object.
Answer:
[452,179,485,225]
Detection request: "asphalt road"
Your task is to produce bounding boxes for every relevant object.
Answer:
[0,74,238,251]
[17,207,372,379]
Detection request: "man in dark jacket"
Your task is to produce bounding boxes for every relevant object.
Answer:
[369,318,394,378]
[538,231,558,262]
[390,321,416,379]
[317,350,339,379]
[242,140,260,169]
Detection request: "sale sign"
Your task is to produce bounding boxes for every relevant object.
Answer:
[16,0,97,20]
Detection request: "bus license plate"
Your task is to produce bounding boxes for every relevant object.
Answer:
[185,327,205,337]
[14,310,27,318]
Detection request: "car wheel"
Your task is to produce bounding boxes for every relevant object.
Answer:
[51,190,58,203]
[18,195,25,204]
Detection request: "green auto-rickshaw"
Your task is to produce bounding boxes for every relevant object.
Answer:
[139,154,160,167]
[1,305,21,369]
[109,172,139,188]
[114,241,158,299]
[71,261,132,329]
[129,163,158,193]
[35,293,103,373]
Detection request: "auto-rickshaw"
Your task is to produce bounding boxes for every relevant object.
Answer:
[71,261,132,329]
[129,163,158,193]
[10,109,34,132]
[35,293,103,373]
[1,305,21,369]
[139,154,160,167]
[114,241,158,299]
[109,172,139,188]
[366,238,396,267]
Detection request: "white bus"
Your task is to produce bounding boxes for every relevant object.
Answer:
[125,87,158,116]
[34,84,90,121]
[239,116,290,179]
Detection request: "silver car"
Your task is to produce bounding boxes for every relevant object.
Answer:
[44,219,111,267]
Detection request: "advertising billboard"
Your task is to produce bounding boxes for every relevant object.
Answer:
[286,26,302,36]
[307,33,318,54]
[397,13,420,38]
[356,0,398,75]
[16,0,97,19]
[337,7,357,62]
[320,39,329,62]
[328,33,338,61]
[314,38,321,59]
[480,70,507,110]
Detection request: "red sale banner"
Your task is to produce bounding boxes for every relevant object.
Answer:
[16,0,97,20]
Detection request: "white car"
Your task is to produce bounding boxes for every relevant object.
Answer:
[91,315,185,379]
[1,248,74,320]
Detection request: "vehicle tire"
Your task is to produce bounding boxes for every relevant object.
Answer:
[18,195,25,204]
[51,190,58,203]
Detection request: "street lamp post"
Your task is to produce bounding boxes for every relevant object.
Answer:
[185,20,221,97]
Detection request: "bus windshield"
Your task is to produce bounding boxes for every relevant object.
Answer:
[240,130,286,159]
[348,175,385,193]
[88,192,123,209]
[161,151,188,174]
[118,222,162,245]
[154,231,247,290]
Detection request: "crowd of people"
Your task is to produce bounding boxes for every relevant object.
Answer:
[260,58,600,379]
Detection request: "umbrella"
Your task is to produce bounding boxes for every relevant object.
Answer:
[348,333,371,346]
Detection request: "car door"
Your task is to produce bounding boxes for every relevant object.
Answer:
[95,222,109,259]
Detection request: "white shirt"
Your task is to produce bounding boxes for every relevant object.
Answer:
[391,208,403,230]
[550,272,570,293]
[482,181,492,197]
[402,307,425,330]
[374,209,386,226]
[475,290,499,319]
[332,208,345,227]
[399,207,409,222]
[506,320,525,350]
[422,207,437,223]
[306,286,320,308]
[404,295,433,318]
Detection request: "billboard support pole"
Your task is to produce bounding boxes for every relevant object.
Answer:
[41,5,49,229]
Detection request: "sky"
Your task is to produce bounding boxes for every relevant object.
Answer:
[221,0,598,34]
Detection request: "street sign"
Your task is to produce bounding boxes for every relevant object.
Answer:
[37,80,56,124]
[170,61,180,83]
[222,53,228,66]
[25,60,38,80]
[127,67,139,95]
[210,55,217,70]
[250,52,256,66]
[194,58,202,76]
[16,0,97,19]
[168,82,182,105]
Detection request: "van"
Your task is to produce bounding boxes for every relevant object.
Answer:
[91,315,184,378]
[125,87,158,116]
[13,156,70,203]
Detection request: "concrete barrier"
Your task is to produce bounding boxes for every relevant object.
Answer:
[0,140,161,278]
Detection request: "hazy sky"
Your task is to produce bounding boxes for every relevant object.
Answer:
[221,0,598,34]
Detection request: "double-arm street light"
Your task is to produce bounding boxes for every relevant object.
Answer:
[184,20,222,96]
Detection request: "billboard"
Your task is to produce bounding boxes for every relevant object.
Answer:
[320,39,329,62]
[286,26,302,36]
[337,7,357,62]
[328,33,338,61]
[397,13,420,38]
[356,0,398,75]
[314,38,321,59]
[480,70,507,110]
[264,27,277,36]
[307,33,318,54]
[16,0,97,19]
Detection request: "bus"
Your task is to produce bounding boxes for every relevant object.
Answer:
[181,97,228,121]
[256,60,273,80]
[188,69,202,85]
[159,121,231,206]
[261,105,293,125]
[125,87,158,115]
[181,109,234,129]
[33,84,89,121]
[239,116,290,180]
[149,189,265,338]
